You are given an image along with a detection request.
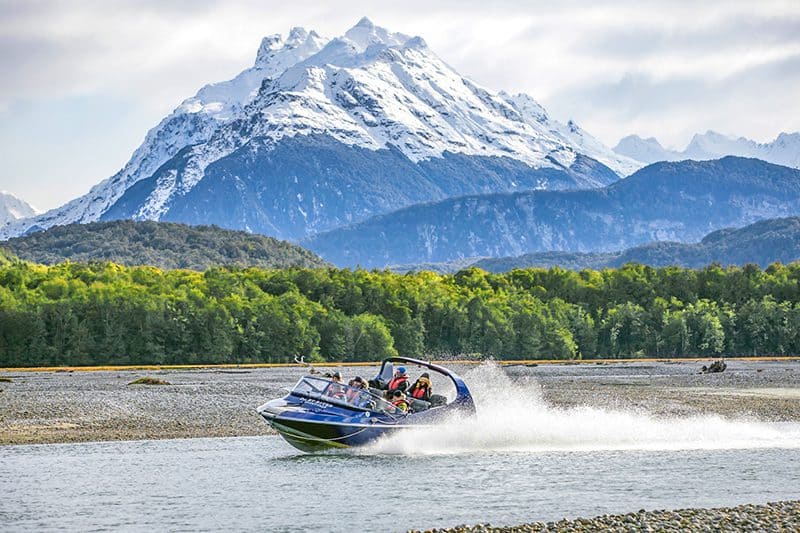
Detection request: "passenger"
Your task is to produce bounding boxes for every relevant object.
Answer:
[390,389,410,413]
[326,371,346,399]
[408,372,432,401]
[386,366,409,393]
[346,376,368,404]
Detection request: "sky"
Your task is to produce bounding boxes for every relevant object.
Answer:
[1,0,798,211]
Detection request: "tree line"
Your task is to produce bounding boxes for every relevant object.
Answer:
[2,257,800,366]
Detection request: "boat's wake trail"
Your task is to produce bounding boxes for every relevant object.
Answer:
[362,362,800,455]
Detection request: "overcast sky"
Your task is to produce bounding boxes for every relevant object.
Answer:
[1,0,798,210]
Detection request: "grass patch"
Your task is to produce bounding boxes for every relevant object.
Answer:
[0,377,12,382]
[128,377,171,386]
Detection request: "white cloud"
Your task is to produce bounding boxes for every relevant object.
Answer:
[0,0,798,208]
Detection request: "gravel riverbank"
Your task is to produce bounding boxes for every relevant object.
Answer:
[1,359,799,444]
[410,500,800,532]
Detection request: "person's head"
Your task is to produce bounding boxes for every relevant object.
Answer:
[418,372,431,385]
[392,389,405,400]
[332,371,342,383]
[352,376,367,389]
[396,366,407,376]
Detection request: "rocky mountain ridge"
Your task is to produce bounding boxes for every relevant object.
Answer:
[615,130,800,169]
[1,18,636,241]
[304,157,800,267]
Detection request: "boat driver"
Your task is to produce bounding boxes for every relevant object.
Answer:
[326,371,346,399]
[346,376,368,404]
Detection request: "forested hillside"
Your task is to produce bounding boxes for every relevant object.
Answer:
[306,157,800,267]
[472,217,800,272]
[2,221,328,270]
[2,260,800,367]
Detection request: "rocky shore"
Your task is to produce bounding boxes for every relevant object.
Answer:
[410,500,800,532]
[1,359,799,444]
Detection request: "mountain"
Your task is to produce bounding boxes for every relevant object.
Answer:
[0,192,37,226]
[615,131,800,169]
[303,157,800,267]
[0,28,327,240]
[1,18,636,241]
[469,217,800,272]
[1,221,328,270]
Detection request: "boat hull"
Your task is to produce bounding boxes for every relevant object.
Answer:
[266,415,400,452]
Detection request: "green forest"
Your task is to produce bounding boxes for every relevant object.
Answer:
[2,252,800,366]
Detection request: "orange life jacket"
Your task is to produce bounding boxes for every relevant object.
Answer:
[387,374,408,391]
[410,377,431,399]
[411,384,428,399]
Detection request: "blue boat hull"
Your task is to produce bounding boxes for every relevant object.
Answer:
[257,357,476,453]
[266,415,399,452]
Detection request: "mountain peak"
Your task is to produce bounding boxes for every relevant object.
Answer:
[255,34,284,67]
[343,17,411,52]
[0,191,37,226]
[286,27,310,45]
[354,16,375,28]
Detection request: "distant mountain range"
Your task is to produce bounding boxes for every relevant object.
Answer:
[304,157,800,267]
[0,192,37,227]
[1,221,327,270]
[0,18,637,241]
[614,130,800,169]
[461,216,800,272]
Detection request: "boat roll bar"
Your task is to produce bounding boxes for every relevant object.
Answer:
[376,356,476,414]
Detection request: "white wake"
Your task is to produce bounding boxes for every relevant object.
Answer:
[364,362,800,455]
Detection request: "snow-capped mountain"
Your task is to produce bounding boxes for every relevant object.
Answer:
[2,18,635,240]
[615,131,800,169]
[0,192,37,227]
[0,27,326,238]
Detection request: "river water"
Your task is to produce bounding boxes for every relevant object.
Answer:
[3,364,800,532]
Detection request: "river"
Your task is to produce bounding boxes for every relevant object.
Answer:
[3,363,799,531]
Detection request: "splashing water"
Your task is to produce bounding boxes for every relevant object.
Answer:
[364,362,800,455]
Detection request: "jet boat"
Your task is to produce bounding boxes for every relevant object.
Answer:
[257,356,475,452]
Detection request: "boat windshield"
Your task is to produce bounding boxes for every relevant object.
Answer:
[291,376,402,414]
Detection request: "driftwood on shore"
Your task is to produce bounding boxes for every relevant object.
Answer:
[701,359,727,374]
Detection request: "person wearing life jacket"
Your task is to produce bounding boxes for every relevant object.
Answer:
[326,371,346,399]
[386,366,409,393]
[390,389,410,413]
[408,372,432,401]
[346,376,368,404]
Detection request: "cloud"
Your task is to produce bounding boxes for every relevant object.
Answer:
[547,52,800,148]
[0,0,798,208]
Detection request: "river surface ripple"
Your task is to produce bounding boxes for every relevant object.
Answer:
[2,436,799,532]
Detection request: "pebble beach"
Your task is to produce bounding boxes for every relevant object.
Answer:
[1,359,799,444]
[412,501,800,533]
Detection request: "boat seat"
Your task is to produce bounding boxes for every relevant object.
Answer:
[429,394,447,407]
[409,398,431,412]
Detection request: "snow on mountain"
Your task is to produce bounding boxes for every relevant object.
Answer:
[615,131,800,169]
[120,17,635,224]
[613,135,675,165]
[2,18,632,240]
[0,191,37,227]
[0,27,326,239]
